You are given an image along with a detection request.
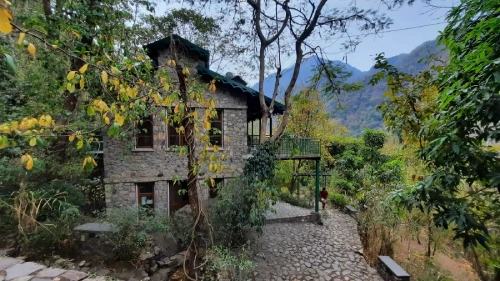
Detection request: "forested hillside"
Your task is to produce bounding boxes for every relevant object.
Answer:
[254,39,446,136]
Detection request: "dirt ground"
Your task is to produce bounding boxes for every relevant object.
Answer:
[394,237,480,281]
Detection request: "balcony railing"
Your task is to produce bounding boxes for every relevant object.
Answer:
[277,136,321,159]
[247,135,321,159]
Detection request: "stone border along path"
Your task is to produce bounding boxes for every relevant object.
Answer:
[0,257,108,281]
[250,207,384,281]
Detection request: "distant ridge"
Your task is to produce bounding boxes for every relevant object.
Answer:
[254,39,445,136]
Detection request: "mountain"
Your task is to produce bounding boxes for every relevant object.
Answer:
[253,39,446,137]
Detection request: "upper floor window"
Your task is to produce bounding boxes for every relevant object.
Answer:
[168,118,184,147]
[210,109,223,147]
[136,116,154,148]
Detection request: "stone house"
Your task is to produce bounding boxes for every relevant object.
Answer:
[102,35,284,214]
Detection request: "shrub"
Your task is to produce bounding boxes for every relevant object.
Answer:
[278,191,312,209]
[211,178,277,246]
[19,204,82,257]
[100,207,169,261]
[332,179,355,195]
[204,245,256,281]
[329,193,347,209]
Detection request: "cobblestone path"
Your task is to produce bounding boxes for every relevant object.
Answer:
[250,208,383,281]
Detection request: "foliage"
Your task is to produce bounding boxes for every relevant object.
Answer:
[99,207,169,261]
[370,0,500,249]
[211,178,277,246]
[278,190,312,209]
[331,179,355,195]
[19,205,82,257]
[329,193,347,209]
[204,246,256,281]
[244,141,278,183]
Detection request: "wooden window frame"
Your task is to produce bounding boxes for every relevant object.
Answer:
[209,109,223,147]
[169,180,189,214]
[209,178,224,199]
[137,182,155,210]
[135,116,154,149]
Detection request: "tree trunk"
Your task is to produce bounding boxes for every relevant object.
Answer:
[174,56,207,279]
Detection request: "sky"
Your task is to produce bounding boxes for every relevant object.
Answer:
[153,0,457,79]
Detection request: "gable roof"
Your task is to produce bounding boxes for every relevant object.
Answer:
[143,34,210,68]
[143,35,286,119]
[196,65,286,117]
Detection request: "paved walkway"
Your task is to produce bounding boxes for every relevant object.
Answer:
[0,257,105,281]
[265,202,313,220]
[250,207,383,281]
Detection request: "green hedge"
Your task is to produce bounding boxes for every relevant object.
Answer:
[329,193,347,209]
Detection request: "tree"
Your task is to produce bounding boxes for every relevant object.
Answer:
[133,8,247,72]
[285,87,347,192]
[184,0,415,143]
[1,1,223,277]
[415,0,500,248]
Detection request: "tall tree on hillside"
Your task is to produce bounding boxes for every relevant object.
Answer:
[133,8,247,72]
[416,0,500,248]
[185,0,416,143]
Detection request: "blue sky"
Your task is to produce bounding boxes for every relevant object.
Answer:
[154,0,456,77]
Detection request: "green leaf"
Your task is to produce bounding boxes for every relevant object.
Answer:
[3,54,16,73]
[107,123,120,137]
[87,106,95,116]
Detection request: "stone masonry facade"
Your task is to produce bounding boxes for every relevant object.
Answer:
[103,45,248,215]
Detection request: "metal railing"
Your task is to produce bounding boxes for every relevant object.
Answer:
[247,135,321,158]
[277,136,321,157]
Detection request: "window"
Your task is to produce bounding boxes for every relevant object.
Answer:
[136,116,154,148]
[137,182,155,210]
[169,181,189,213]
[210,110,223,147]
[209,178,224,199]
[168,119,184,147]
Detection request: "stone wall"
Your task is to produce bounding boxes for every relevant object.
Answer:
[103,46,248,214]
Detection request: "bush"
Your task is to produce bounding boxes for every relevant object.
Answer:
[100,207,169,261]
[20,204,82,257]
[278,191,312,209]
[204,245,256,281]
[211,178,277,246]
[332,179,355,195]
[329,193,347,209]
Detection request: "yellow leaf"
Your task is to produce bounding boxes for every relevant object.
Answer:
[67,71,76,81]
[79,76,85,89]
[27,43,36,56]
[29,137,36,147]
[221,154,225,160]
[138,55,144,61]
[210,178,215,187]
[26,158,34,170]
[82,157,88,168]
[174,104,180,113]
[210,100,216,109]
[96,60,104,66]
[79,64,88,74]
[0,7,13,34]
[209,163,213,171]
[214,145,219,152]
[17,32,25,45]
[71,31,81,38]
[115,113,125,126]
[66,82,75,93]
[20,155,27,165]
[204,121,211,130]
[101,71,108,84]
[69,135,75,142]
[104,116,110,125]
[51,44,58,49]
[77,140,83,149]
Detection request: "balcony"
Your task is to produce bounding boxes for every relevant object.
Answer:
[247,135,321,160]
